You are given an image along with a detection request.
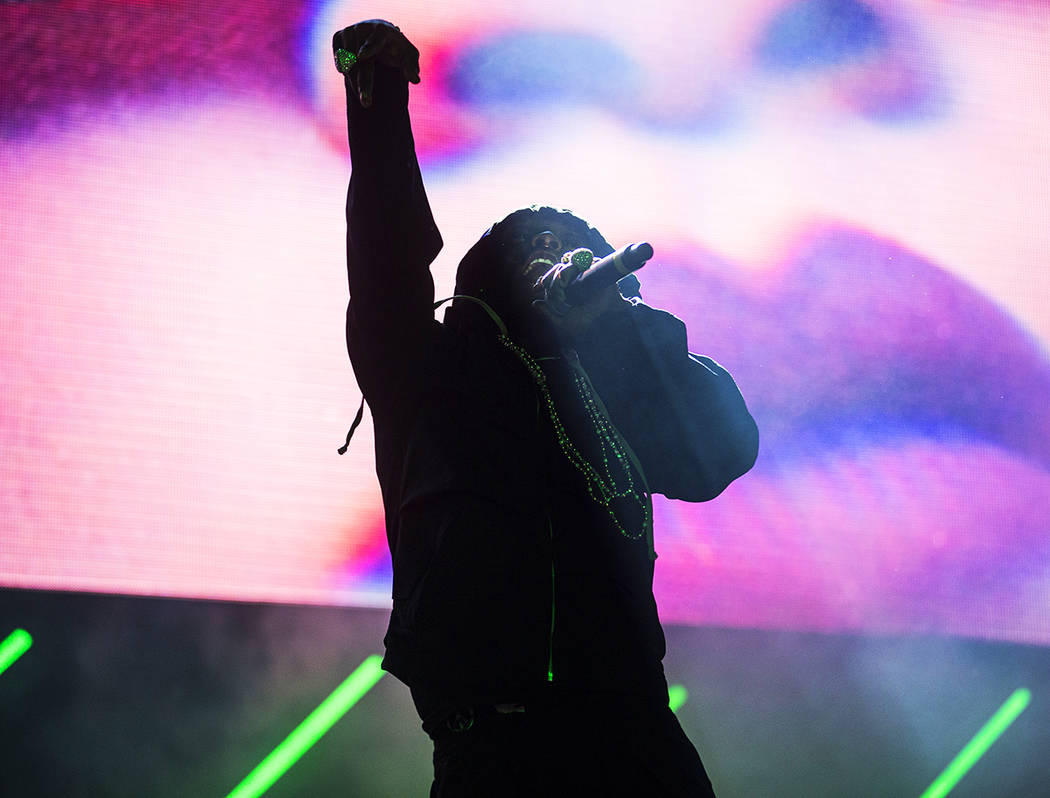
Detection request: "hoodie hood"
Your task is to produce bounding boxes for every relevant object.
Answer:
[447,205,634,335]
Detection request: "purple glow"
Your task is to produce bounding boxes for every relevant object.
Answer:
[2,0,1050,646]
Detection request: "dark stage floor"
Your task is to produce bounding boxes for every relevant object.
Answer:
[1,588,1046,797]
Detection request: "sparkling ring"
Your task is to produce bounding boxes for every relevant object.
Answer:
[334,48,358,74]
[568,248,594,271]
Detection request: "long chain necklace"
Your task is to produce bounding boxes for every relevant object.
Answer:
[499,334,653,544]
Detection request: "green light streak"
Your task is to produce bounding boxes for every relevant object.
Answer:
[918,687,1032,798]
[0,629,33,677]
[668,684,689,714]
[225,654,386,798]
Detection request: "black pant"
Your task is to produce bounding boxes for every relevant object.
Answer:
[428,694,716,797]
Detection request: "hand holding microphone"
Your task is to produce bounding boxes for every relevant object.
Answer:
[533,242,654,317]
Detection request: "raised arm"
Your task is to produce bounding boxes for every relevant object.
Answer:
[334,21,442,403]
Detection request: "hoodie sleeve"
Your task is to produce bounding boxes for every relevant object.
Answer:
[343,63,442,406]
[573,301,759,502]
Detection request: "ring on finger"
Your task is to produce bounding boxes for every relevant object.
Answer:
[334,48,358,74]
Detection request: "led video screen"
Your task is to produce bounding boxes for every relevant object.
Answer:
[3,0,1049,647]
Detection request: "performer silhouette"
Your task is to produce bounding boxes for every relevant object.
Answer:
[334,19,758,797]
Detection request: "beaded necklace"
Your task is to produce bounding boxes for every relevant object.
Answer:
[348,294,657,553]
[498,334,654,550]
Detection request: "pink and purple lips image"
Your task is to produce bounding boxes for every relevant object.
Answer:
[2,0,1049,645]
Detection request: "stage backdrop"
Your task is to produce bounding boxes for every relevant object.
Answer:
[3,0,1049,645]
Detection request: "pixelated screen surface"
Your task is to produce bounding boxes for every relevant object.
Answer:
[3,0,1049,645]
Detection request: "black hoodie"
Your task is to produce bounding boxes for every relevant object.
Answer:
[343,64,758,723]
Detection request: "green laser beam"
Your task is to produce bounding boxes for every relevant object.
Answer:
[0,629,33,677]
[918,687,1032,798]
[225,654,386,798]
[668,684,689,714]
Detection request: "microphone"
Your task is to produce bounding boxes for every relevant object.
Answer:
[564,242,654,306]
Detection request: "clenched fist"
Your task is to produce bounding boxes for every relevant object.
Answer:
[332,20,421,108]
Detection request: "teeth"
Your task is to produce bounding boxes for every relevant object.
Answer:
[522,257,555,278]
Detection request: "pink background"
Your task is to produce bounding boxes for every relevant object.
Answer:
[3,0,1049,645]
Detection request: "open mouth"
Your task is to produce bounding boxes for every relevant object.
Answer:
[521,252,559,284]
